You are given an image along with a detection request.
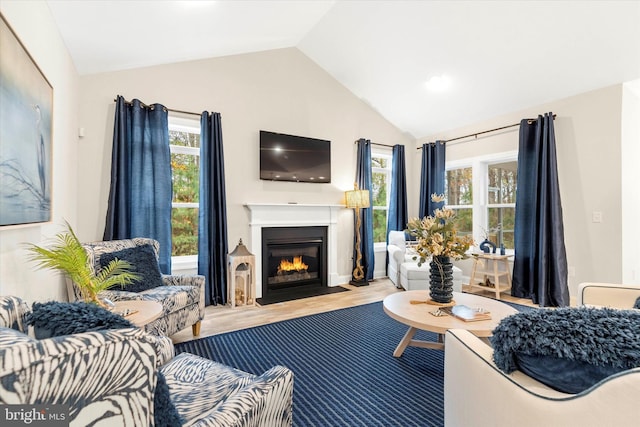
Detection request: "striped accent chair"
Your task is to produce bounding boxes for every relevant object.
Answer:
[0,296,295,426]
[161,353,295,426]
[67,238,205,337]
[0,296,160,425]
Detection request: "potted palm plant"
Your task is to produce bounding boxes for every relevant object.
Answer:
[25,221,139,308]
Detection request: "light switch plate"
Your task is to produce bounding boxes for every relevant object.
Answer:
[592,211,603,223]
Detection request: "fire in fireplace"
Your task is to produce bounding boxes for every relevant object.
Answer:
[274,255,311,282]
[260,226,328,304]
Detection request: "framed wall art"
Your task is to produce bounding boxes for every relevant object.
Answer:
[0,13,53,226]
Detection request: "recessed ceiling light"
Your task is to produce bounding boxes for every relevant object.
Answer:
[425,74,451,92]
[177,1,216,9]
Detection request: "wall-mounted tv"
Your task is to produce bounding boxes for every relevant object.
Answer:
[260,130,331,183]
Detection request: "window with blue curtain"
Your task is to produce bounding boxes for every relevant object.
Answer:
[104,96,173,273]
[105,97,228,306]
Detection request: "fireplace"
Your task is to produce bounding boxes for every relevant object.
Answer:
[259,226,328,304]
[245,203,345,302]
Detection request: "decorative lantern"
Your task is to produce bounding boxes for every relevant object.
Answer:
[227,239,256,307]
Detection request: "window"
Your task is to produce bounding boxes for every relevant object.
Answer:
[445,152,517,251]
[487,161,517,249]
[445,167,473,237]
[371,149,392,246]
[168,116,200,258]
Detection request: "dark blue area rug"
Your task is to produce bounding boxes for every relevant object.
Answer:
[175,300,532,427]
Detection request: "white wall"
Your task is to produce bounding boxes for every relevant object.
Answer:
[76,48,413,283]
[0,1,80,302]
[417,84,628,298]
[622,79,640,284]
[0,2,633,303]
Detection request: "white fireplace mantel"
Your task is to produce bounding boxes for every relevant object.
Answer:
[244,203,345,298]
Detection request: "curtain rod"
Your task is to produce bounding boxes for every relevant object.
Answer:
[353,140,395,148]
[114,97,202,117]
[416,114,557,149]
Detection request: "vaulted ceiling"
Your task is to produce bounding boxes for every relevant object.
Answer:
[46,0,640,138]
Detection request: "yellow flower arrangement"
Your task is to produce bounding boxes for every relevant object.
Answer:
[406,194,474,266]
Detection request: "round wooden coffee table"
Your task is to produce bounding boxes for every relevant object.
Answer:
[383,290,518,357]
[113,300,163,327]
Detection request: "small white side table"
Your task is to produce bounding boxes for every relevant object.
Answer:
[467,253,513,300]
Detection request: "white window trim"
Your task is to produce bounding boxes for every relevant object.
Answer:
[169,115,201,264]
[172,254,198,268]
[446,150,517,252]
[172,202,198,209]
[171,145,199,156]
[170,116,201,134]
[371,147,392,251]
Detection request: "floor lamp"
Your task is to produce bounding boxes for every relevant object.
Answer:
[345,184,370,287]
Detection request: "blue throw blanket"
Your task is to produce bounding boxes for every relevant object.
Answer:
[492,307,640,373]
[491,306,640,393]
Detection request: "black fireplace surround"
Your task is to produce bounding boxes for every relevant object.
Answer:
[259,226,338,305]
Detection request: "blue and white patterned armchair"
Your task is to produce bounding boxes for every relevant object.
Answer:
[0,296,160,425]
[66,238,204,337]
[0,296,295,426]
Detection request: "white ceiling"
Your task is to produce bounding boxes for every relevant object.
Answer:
[46,0,640,138]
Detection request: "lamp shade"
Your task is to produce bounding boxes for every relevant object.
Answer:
[345,189,370,209]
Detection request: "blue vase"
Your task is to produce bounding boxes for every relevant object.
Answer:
[479,239,496,254]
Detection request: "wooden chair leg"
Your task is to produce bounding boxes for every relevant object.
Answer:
[192,321,201,336]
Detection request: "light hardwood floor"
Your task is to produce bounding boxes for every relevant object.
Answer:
[172,278,537,344]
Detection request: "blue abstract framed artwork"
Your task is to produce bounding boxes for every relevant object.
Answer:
[0,14,53,226]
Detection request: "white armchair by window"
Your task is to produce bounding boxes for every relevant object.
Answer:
[387,231,412,288]
[386,230,463,291]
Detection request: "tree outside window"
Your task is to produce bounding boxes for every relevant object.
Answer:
[487,161,517,248]
[446,167,473,237]
[169,116,200,257]
[445,154,518,251]
[371,151,392,244]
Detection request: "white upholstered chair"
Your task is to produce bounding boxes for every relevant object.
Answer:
[387,230,463,291]
[443,282,640,427]
[387,230,411,288]
[577,282,640,308]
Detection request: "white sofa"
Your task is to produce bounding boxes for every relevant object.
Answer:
[443,282,640,427]
[387,230,463,291]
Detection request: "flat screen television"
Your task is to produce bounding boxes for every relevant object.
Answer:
[259,130,331,183]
